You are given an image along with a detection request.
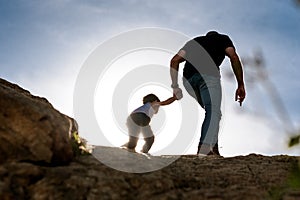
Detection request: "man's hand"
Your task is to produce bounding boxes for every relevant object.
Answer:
[173,87,183,100]
[235,85,246,106]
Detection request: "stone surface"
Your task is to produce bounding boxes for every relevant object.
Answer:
[0,148,300,200]
[0,78,75,165]
[1,78,300,199]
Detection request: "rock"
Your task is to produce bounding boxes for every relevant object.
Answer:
[0,149,300,200]
[0,78,300,199]
[0,78,75,165]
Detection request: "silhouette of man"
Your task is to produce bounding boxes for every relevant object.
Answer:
[170,31,246,156]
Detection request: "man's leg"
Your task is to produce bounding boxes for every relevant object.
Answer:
[184,75,209,154]
[183,74,222,155]
[198,75,222,155]
[183,75,204,107]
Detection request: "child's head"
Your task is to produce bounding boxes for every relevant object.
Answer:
[143,94,160,104]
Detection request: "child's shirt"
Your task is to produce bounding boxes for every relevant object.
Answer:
[132,102,156,119]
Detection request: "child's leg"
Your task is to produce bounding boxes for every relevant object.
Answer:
[127,136,139,150]
[142,136,154,153]
[141,125,154,153]
[125,116,140,150]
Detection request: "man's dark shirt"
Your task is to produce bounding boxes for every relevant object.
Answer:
[181,33,235,79]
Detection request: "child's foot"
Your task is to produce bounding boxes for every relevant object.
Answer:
[140,151,151,155]
[120,146,136,153]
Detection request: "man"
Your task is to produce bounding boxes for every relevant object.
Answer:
[170,31,246,156]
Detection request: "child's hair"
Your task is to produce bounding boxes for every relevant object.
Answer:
[143,94,160,104]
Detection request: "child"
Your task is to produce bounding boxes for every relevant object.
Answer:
[122,93,177,154]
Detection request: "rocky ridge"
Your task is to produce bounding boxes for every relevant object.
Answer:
[0,78,300,200]
[1,149,300,200]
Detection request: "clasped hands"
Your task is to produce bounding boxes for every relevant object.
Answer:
[173,87,183,100]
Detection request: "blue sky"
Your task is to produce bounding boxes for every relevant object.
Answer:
[1,0,300,156]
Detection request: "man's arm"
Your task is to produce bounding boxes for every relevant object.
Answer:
[225,47,246,106]
[170,50,186,99]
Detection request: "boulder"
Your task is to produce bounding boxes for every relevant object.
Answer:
[0,78,75,165]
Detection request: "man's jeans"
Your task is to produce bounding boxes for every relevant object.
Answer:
[183,74,222,147]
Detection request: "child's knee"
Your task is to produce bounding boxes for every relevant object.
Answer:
[145,136,154,144]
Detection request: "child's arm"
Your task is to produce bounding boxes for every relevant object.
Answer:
[158,95,177,106]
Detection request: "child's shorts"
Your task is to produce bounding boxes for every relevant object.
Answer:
[126,113,153,138]
[129,112,150,127]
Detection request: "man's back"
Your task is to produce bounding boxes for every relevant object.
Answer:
[182,32,235,79]
[194,33,234,67]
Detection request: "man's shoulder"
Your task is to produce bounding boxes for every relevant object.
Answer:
[219,33,231,40]
[218,34,234,48]
[192,36,206,41]
[192,34,230,41]
[186,36,206,46]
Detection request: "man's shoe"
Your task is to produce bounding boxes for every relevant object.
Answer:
[197,143,221,156]
[197,144,211,155]
[212,143,220,156]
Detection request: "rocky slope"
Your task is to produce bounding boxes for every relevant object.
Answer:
[1,78,300,200]
[0,78,76,165]
[1,149,300,200]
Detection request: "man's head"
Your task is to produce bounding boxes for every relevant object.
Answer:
[143,94,160,104]
[206,31,219,36]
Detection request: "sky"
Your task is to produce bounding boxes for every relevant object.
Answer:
[1,0,300,157]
